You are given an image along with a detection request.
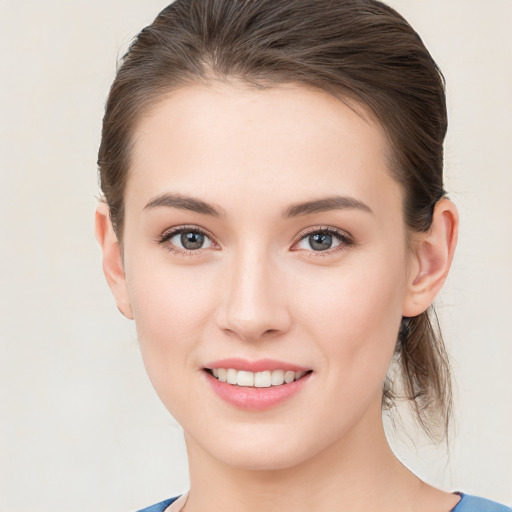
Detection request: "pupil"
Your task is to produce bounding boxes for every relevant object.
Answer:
[181,231,204,250]
[309,233,332,251]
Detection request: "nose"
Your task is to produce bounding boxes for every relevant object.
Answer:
[215,247,292,342]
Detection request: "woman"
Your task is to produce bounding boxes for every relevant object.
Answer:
[95,1,510,511]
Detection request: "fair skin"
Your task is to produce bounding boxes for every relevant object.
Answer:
[96,83,459,512]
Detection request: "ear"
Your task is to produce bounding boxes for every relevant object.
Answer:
[95,202,133,320]
[402,198,459,317]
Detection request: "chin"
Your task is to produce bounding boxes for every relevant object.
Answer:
[217,442,312,472]
[188,421,343,473]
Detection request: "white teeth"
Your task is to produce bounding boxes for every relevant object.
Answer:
[271,369,285,386]
[237,371,254,387]
[284,370,295,384]
[210,368,308,387]
[254,371,272,388]
[227,368,237,385]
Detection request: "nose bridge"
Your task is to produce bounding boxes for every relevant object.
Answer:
[218,241,290,340]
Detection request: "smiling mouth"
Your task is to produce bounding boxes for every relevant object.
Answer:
[205,368,312,388]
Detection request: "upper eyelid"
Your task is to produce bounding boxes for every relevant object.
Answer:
[159,224,215,242]
[295,226,352,241]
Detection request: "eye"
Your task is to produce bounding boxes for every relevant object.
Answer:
[294,228,351,253]
[173,230,212,250]
[159,226,215,253]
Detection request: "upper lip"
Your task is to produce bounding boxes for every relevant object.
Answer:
[204,358,310,373]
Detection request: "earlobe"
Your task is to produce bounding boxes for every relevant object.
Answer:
[403,198,459,317]
[95,202,134,320]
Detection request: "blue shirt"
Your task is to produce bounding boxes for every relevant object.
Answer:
[135,493,511,512]
[135,497,177,512]
[453,494,511,512]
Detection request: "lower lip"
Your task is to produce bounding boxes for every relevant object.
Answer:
[204,371,311,411]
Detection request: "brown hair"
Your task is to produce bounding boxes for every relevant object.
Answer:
[98,0,452,440]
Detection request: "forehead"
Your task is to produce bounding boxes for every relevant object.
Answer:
[127,83,402,217]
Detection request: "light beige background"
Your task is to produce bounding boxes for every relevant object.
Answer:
[0,1,510,511]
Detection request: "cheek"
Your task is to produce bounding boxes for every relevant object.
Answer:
[125,257,218,381]
[292,253,406,381]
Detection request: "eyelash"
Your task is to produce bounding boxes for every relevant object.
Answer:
[157,225,353,256]
[292,226,354,257]
[157,225,218,256]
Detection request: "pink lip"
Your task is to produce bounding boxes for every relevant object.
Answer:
[204,358,309,373]
[203,363,312,411]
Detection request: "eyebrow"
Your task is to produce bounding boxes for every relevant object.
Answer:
[144,192,224,217]
[283,195,373,218]
[143,192,372,218]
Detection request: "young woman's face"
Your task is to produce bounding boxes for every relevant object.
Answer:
[120,83,417,470]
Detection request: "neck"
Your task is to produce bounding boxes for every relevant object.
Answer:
[183,401,430,512]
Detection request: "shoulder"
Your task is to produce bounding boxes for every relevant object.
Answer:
[135,496,179,512]
[453,494,511,512]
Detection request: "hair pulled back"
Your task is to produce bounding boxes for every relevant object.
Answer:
[98,0,452,440]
